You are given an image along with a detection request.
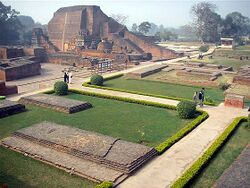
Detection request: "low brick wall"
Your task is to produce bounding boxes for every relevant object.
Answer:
[0,100,25,118]
[224,94,244,108]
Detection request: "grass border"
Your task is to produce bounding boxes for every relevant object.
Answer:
[82,74,217,106]
[171,116,247,188]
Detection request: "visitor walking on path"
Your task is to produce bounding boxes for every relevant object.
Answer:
[193,91,198,105]
[198,88,205,107]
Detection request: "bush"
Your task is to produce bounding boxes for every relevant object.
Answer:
[54,81,68,95]
[0,96,6,100]
[248,114,250,127]
[95,181,113,188]
[90,74,104,86]
[177,101,196,119]
[199,45,209,53]
[204,96,214,104]
[219,82,230,91]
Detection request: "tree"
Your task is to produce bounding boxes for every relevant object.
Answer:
[138,22,151,35]
[131,23,138,33]
[0,2,22,44]
[110,13,128,25]
[191,2,221,43]
[221,12,250,38]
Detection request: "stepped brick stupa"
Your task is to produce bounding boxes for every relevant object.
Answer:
[48,5,179,59]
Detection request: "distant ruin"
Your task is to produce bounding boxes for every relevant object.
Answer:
[48,5,179,60]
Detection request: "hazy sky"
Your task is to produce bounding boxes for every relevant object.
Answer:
[2,0,250,28]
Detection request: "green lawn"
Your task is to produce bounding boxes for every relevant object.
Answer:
[104,76,225,104]
[188,122,250,188]
[188,48,250,71]
[0,93,191,188]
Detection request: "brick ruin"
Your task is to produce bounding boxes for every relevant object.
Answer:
[233,65,250,86]
[48,5,179,60]
[0,46,47,81]
[0,100,25,118]
[0,80,17,95]
[1,122,157,184]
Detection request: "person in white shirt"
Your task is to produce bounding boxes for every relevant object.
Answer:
[68,71,73,84]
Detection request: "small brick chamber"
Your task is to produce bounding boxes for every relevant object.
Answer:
[224,94,244,108]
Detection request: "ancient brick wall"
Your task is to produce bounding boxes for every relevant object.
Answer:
[0,47,24,59]
[224,94,244,108]
[0,81,17,95]
[0,63,41,81]
[233,76,250,86]
[124,31,179,59]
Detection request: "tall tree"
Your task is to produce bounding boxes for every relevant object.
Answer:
[191,2,221,42]
[221,12,250,38]
[0,2,22,44]
[138,22,151,35]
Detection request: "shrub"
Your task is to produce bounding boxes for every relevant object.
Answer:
[90,74,104,86]
[204,96,214,104]
[199,45,209,52]
[248,114,250,127]
[0,96,6,100]
[54,81,68,95]
[219,82,230,91]
[176,101,196,119]
[95,181,113,188]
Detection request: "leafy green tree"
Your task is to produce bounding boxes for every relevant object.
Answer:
[138,22,151,35]
[221,12,250,38]
[0,2,22,44]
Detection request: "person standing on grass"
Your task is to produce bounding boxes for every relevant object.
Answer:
[193,91,198,105]
[198,90,203,107]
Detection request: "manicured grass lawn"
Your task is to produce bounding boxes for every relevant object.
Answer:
[188,122,250,188]
[104,76,225,103]
[0,93,192,187]
[188,48,250,71]
[0,147,96,188]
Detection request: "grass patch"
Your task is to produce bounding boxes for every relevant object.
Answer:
[102,76,224,104]
[0,92,195,187]
[188,122,250,188]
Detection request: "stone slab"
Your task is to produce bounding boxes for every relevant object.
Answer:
[127,64,168,78]
[5,122,157,174]
[1,136,126,184]
[0,99,25,118]
[18,94,92,113]
[213,144,250,188]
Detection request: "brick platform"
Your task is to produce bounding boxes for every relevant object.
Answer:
[0,100,25,118]
[1,122,157,184]
[19,94,92,113]
[224,94,244,108]
[126,64,168,78]
[0,80,17,95]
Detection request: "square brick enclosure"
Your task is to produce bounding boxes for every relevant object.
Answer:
[19,94,92,113]
[224,94,244,108]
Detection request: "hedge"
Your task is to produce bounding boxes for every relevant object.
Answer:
[155,110,208,154]
[70,89,176,110]
[171,116,247,188]
[95,181,113,188]
[82,75,216,106]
